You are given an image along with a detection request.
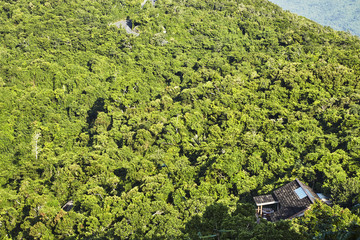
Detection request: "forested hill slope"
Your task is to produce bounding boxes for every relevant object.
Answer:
[1,0,360,238]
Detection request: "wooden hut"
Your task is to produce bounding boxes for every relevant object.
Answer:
[253,179,328,221]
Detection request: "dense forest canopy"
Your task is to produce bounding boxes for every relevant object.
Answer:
[268,0,360,36]
[0,0,360,239]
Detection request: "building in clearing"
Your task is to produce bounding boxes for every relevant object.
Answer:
[253,178,330,221]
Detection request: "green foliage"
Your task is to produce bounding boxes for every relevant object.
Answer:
[0,0,360,238]
[184,202,306,239]
[293,201,360,239]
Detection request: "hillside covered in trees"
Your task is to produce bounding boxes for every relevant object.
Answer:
[1,0,360,239]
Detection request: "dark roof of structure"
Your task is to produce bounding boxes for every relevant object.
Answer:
[254,179,319,221]
[253,194,278,206]
[62,200,74,212]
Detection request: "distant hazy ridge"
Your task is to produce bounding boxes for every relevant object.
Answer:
[269,0,360,36]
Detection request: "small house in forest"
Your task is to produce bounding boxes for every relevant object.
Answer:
[253,179,329,221]
[62,200,74,212]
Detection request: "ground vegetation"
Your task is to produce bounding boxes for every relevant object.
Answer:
[0,0,360,238]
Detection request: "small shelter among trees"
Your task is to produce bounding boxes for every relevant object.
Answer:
[253,179,329,221]
[62,200,74,212]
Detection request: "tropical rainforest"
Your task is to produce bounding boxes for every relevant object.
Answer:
[0,0,360,239]
[268,0,360,37]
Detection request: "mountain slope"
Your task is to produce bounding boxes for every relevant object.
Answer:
[269,0,360,36]
[0,0,360,238]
